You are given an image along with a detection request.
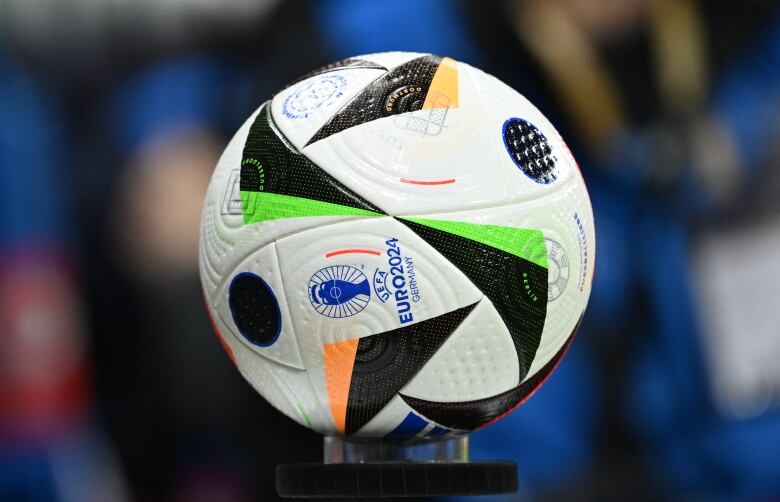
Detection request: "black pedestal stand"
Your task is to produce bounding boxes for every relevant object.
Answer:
[276,435,518,498]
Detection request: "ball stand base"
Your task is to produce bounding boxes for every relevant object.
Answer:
[276,435,518,498]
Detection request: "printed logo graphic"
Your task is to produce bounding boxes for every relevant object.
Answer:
[372,238,421,325]
[309,265,370,318]
[573,212,588,292]
[545,238,569,302]
[221,168,243,215]
[282,74,347,119]
[393,103,450,137]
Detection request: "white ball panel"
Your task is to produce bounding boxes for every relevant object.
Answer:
[273,216,483,357]
[401,298,520,402]
[300,61,511,215]
[213,242,304,369]
[523,177,595,380]
[400,176,594,383]
[271,67,386,150]
[199,108,259,295]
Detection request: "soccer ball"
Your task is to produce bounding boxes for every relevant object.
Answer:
[199,52,595,439]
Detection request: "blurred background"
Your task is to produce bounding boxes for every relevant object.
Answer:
[2,0,780,500]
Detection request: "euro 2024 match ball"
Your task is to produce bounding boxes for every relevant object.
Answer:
[199,52,595,440]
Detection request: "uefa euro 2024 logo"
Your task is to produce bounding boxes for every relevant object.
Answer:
[308,265,371,319]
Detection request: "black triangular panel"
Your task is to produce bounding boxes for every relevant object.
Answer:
[306,55,443,145]
[400,219,548,381]
[345,302,477,435]
[240,103,384,213]
[283,58,387,91]
[400,313,583,430]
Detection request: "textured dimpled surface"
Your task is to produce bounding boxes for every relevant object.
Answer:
[503,118,557,184]
[401,219,548,380]
[240,105,383,213]
[306,55,442,145]
[345,303,477,435]
[401,299,519,402]
[400,314,581,430]
[199,52,595,439]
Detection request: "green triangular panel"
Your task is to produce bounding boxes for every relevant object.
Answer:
[400,218,548,381]
[401,218,548,269]
[238,103,384,225]
[240,190,381,224]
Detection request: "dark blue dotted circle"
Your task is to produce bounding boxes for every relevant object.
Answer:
[502,118,558,184]
[228,272,282,347]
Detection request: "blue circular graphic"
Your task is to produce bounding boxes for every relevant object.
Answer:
[228,272,282,347]
[282,74,347,119]
[502,117,558,184]
[308,265,371,318]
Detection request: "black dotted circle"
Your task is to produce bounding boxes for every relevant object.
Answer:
[228,272,281,347]
[353,334,399,374]
[503,118,557,184]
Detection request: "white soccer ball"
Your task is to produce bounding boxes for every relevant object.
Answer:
[199,52,595,439]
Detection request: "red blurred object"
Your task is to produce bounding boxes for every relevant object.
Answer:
[0,249,90,445]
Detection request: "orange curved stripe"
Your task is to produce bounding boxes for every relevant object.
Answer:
[325,248,381,258]
[400,178,456,185]
[323,339,359,435]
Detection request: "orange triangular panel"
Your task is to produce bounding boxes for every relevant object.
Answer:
[423,57,459,109]
[323,338,359,434]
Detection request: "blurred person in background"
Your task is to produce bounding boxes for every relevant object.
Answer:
[0,49,129,501]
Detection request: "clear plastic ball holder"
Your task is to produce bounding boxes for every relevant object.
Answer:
[276,434,518,498]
